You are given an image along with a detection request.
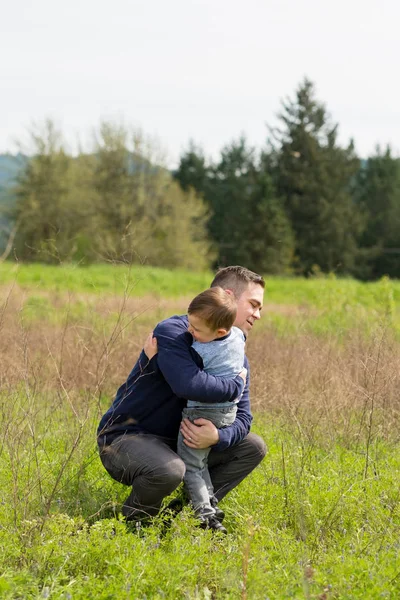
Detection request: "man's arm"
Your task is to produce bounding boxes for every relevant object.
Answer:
[180,356,253,451]
[154,318,245,403]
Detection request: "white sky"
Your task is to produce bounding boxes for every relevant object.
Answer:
[1,0,400,165]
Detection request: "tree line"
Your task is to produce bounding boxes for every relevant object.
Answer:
[6,78,400,278]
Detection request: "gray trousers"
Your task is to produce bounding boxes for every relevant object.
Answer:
[98,430,266,521]
[177,405,237,517]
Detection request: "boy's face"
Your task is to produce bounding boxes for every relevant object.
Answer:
[187,313,228,343]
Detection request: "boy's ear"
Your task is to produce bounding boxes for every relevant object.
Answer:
[216,328,229,338]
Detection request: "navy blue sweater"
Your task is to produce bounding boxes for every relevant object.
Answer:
[97,315,253,450]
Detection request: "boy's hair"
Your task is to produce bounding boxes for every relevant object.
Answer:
[210,266,265,299]
[188,287,237,331]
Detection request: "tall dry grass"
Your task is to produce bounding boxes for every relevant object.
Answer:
[248,327,400,443]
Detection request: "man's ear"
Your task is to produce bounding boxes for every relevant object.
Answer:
[224,289,234,297]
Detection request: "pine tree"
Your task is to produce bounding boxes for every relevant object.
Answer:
[245,173,294,274]
[175,138,294,273]
[173,142,210,197]
[267,79,361,275]
[209,138,257,266]
[355,147,400,278]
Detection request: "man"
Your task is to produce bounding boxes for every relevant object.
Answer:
[97,266,266,524]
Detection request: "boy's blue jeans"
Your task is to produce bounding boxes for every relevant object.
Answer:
[177,404,237,517]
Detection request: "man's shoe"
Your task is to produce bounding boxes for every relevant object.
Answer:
[162,497,185,516]
[198,515,227,535]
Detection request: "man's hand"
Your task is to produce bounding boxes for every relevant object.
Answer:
[180,417,219,449]
[144,332,158,359]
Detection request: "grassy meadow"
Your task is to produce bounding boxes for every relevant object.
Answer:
[1,263,400,599]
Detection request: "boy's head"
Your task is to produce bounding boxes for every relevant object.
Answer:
[187,287,237,343]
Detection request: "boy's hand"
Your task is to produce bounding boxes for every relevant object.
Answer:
[144,332,158,359]
[180,418,219,449]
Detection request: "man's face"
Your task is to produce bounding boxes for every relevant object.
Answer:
[233,282,264,335]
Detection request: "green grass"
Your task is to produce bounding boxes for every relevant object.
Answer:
[1,413,400,599]
[1,262,400,306]
[0,263,214,297]
[1,264,400,598]
[2,262,400,338]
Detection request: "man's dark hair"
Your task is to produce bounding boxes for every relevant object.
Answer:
[210,266,265,299]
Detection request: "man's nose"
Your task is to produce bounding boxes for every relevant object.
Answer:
[253,308,261,320]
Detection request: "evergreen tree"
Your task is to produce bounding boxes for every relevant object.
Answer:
[245,173,294,274]
[267,79,361,275]
[209,138,257,266]
[355,147,400,278]
[175,138,294,273]
[173,142,210,197]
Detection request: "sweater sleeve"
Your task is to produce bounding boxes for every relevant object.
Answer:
[154,318,245,403]
[213,356,253,450]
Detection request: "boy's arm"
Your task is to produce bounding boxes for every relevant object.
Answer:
[154,319,245,403]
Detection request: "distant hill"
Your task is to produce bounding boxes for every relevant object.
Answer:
[0,153,25,187]
[0,153,26,253]
[0,153,26,207]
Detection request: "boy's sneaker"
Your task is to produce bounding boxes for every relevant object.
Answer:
[199,515,227,535]
[210,496,225,522]
[213,506,225,522]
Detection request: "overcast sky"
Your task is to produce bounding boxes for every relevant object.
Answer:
[1,0,400,165]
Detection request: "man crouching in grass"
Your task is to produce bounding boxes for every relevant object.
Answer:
[97,266,267,531]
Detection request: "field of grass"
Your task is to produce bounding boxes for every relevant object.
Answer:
[1,262,399,336]
[1,263,400,599]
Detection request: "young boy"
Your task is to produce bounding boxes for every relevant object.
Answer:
[177,286,246,534]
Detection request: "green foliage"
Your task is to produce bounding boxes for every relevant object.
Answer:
[11,121,213,270]
[1,414,400,598]
[355,147,400,279]
[210,138,294,273]
[5,79,400,279]
[13,121,74,261]
[92,123,213,270]
[174,138,294,274]
[265,78,362,275]
[245,172,294,274]
[173,142,210,197]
